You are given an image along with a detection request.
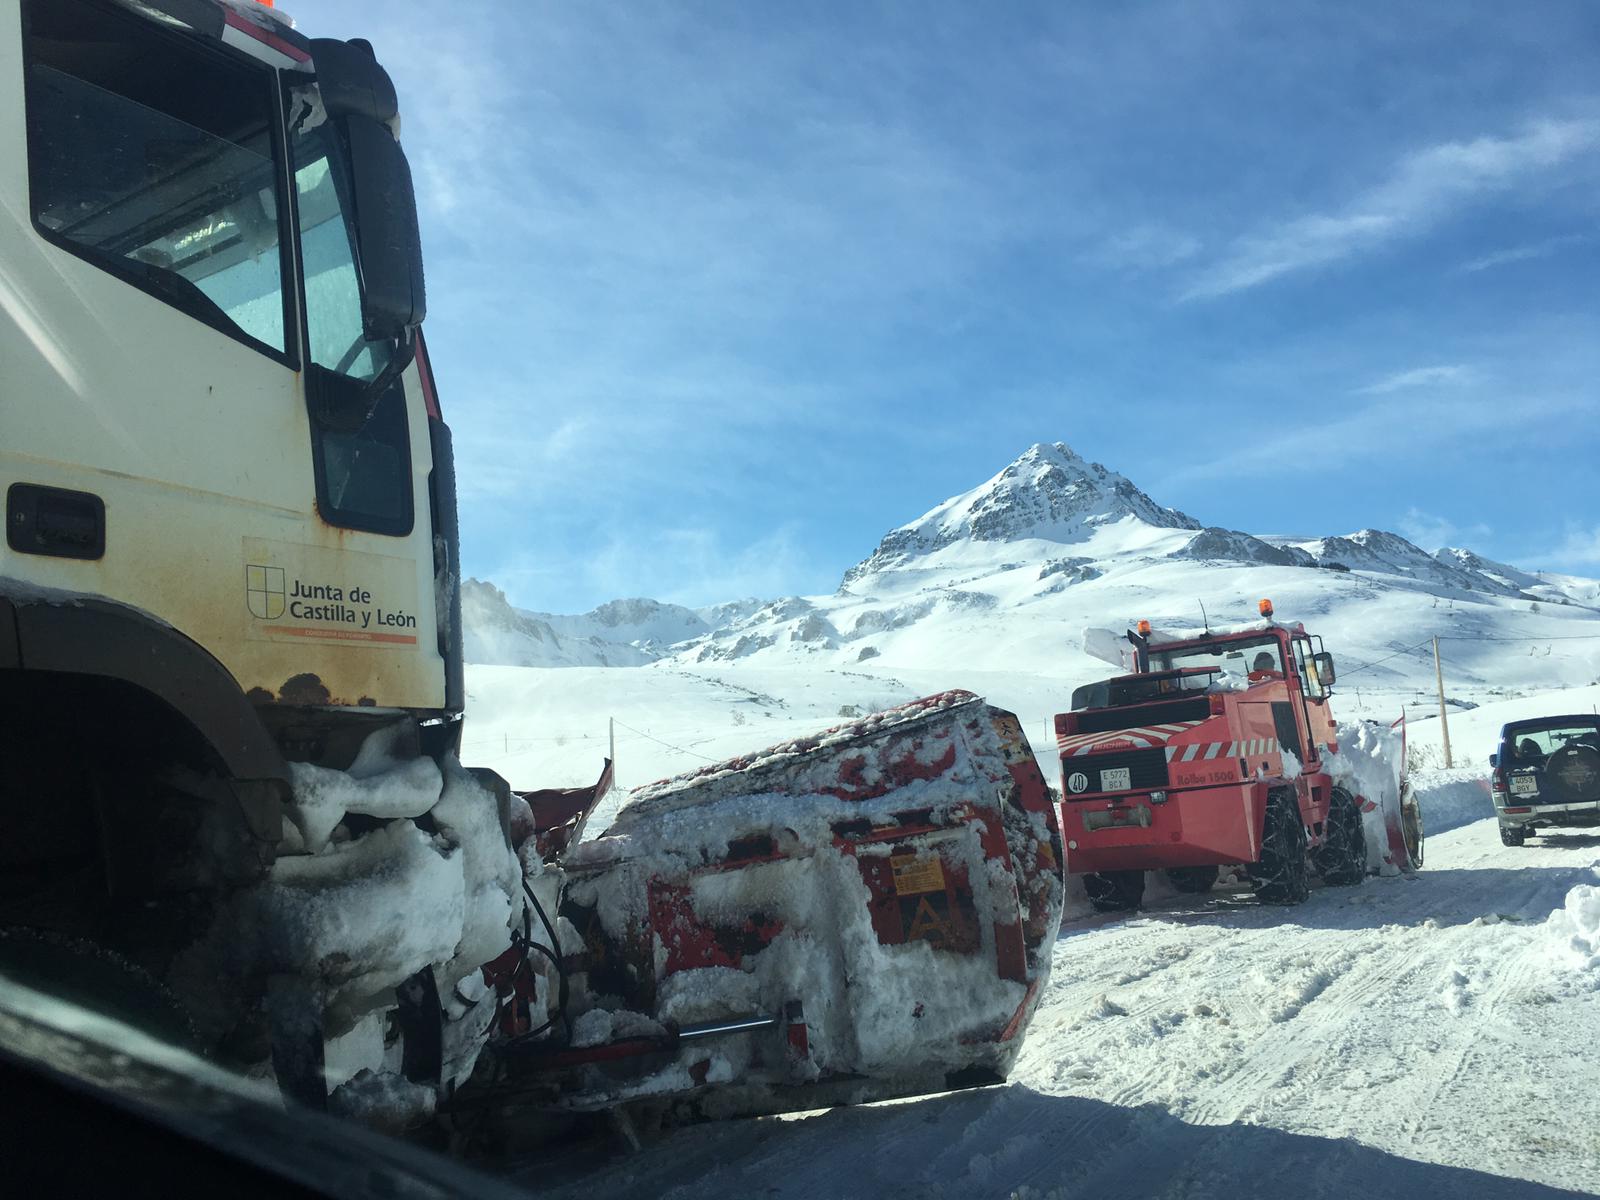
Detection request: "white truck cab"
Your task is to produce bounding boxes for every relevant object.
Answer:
[1,0,469,1091]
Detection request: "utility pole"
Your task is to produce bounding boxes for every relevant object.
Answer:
[1433,635,1452,768]
[609,716,616,766]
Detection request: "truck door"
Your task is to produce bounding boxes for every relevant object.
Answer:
[290,108,414,538]
[1292,635,1338,758]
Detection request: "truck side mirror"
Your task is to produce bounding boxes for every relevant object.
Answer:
[1313,651,1336,687]
[1488,753,1498,768]
[310,38,426,344]
[341,115,425,341]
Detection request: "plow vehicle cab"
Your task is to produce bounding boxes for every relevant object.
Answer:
[1054,603,1373,911]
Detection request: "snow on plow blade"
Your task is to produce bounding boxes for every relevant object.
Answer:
[1329,716,1424,873]
[527,691,1065,1115]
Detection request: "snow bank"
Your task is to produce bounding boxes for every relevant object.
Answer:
[1407,767,1493,837]
[1542,875,1600,982]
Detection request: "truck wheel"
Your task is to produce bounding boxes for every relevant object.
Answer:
[1165,865,1219,894]
[1254,790,1310,905]
[1084,870,1145,912]
[1314,787,1365,885]
[1498,823,1527,847]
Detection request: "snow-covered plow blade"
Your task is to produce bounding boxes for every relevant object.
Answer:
[490,691,1064,1119]
[1329,716,1424,874]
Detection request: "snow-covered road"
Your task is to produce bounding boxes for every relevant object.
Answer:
[521,818,1600,1199]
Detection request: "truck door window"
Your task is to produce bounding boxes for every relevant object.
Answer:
[1293,638,1325,699]
[290,108,413,536]
[22,0,292,360]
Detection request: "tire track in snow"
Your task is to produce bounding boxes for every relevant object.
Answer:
[1011,821,1600,1192]
[1024,905,1332,1112]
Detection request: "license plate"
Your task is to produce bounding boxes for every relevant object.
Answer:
[1510,775,1538,796]
[1100,767,1131,792]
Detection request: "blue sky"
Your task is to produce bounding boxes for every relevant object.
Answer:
[308,1,1600,613]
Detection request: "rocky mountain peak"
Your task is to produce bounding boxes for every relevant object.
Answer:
[842,442,1199,585]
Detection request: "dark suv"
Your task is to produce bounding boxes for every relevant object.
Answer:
[1490,716,1600,846]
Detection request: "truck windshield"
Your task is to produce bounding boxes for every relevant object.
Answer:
[1151,637,1285,679]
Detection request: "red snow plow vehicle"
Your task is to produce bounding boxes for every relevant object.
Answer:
[468,691,1064,1128]
[1054,602,1420,911]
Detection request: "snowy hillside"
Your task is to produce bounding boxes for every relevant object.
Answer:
[467,441,1600,723]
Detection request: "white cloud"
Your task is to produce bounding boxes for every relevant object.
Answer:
[1090,224,1202,271]
[1545,525,1600,569]
[1163,388,1585,489]
[490,522,821,612]
[1180,118,1600,300]
[1454,233,1592,274]
[1397,507,1491,552]
[1356,364,1477,395]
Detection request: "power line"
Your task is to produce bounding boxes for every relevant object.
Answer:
[610,719,721,763]
[1437,633,1600,643]
[1338,624,1600,682]
[1338,638,1434,678]
[463,725,720,764]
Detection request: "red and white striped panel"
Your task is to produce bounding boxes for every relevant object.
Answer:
[1165,737,1282,763]
[1057,720,1207,757]
[220,5,313,71]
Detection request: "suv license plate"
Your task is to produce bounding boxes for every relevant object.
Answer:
[1100,767,1132,792]
[1510,776,1538,796]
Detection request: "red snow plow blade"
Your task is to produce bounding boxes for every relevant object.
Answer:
[489,691,1064,1118]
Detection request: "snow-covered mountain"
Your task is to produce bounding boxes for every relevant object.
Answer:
[464,442,1600,702]
[842,443,1199,585]
[463,581,661,667]
[464,581,761,667]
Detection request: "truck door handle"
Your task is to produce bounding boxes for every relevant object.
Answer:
[6,483,106,560]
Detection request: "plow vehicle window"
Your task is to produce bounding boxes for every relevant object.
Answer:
[1150,637,1284,682]
[1292,638,1326,699]
[290,105,413,536]
[22,0,292,360]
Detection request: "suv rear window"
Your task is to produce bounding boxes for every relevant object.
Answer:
[1502,721,1600,762]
